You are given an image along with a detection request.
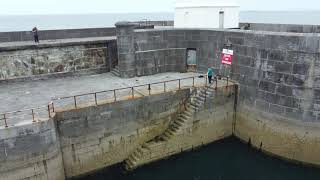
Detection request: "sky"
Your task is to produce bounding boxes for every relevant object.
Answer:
[0,0,319,15]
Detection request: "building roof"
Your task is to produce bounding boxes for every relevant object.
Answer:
[175,0,239,8]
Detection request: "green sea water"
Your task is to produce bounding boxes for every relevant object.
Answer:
[78,137,320,180]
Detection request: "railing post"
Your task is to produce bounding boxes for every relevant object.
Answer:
[148,84,151,95]
[131,87,134,99]
[179,79,181,90]
[48,105,51,118]
[164,82,166,92]
[94,93,98,106]
[215,78,218,90]
[3,114,8,128]
[227,76,229,87]
[114,90,117,102]
[74,96,77,108]
[193,77,195,87]
[52,102,55,112]
[32,109,36,123]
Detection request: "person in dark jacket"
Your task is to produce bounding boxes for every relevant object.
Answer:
[32,27,39,43]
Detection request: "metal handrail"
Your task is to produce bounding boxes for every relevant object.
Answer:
[52,75,210,110]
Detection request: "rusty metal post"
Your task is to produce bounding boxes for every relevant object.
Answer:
[114,90,117,102]
[215,78,218,90]
[131,87,134,99]
[148,84,151,95]
[227,76,229,87]
[179,79,181,90]
[3,114,8,128]
[164,82,166,92]
[32,109,36,122]
[48,105,51,118]
[94,93,98,106]
[193,77,195,87]
[74,96,77,108]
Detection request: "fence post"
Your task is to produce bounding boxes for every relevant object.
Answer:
[74,96,77,108]
[227,76,229,88]
[193,77,195,87]
[114,90,117,102]
[215,78,218,90]
[164,82,166,92]
[48,105,51,118]
[131,87,134,99]
[148,84,151,95]
[179,79,181,90]
[94,93,98,106]
[3,114,8,128]
[32,109,36,123]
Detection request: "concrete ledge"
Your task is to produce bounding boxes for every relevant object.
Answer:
[0,36,116,52]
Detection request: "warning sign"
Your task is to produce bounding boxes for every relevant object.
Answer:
[221,49,234,65]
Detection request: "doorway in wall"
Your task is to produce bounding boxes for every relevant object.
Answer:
[219,11,225,28]
[187,49,197,72]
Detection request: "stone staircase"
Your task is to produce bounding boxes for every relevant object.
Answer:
[124,85,216,170]
[111,66,120,77]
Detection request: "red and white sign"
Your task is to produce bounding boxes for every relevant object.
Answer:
[221,49,234,65]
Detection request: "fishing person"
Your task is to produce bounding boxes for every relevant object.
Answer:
[32,27,39,43]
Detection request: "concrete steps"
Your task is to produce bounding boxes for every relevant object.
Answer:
[124,86,216,170]
[111,66,120,77]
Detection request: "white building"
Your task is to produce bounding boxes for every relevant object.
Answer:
[174,0,240,29]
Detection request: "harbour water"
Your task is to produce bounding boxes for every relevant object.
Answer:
[78,138,320,180]
[1,11,320,32]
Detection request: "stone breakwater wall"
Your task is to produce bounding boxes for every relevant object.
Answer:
[0,38,117,81]
[116,24,320,166]
[0,86,236,180]
[0,28,116,43]
[240,22,320,33]
[0,119,65,180]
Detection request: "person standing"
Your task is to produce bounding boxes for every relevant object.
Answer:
[207,67,214,84]
[32,27,39,43]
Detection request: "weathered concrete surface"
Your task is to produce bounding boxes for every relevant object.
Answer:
[55,89,190,178]
[0,118,65,180]
[235,105,320,166]
[240,22,320,33]
[0,37,117,80]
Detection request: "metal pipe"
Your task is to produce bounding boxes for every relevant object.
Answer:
[148,84,151,95]
[179,79,181,90]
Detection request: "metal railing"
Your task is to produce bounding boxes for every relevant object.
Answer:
[0,102,54,128]
[52,75,216,110]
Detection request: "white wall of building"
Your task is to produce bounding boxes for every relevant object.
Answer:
[174,0,239,29]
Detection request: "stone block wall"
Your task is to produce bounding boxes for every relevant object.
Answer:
[0,39,117,81]
[0,119,65,180]
[240,22,320,33]
[55,89,190,178]
[0,27,116,43]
